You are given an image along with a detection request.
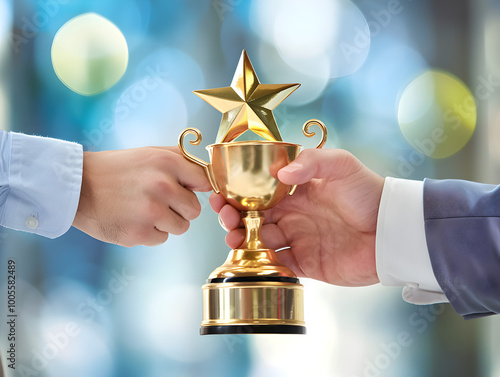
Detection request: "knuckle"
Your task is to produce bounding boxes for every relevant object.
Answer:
[176,193,202,221]
[171,217,190,235]
[145,201,164,223]
[130,226,151,245]
[335,149,355,160]
[150,179,173,196]
[160,149,181,166]
[192,201,202,218]
[186,196,202,220]
[160,232,169,243]
[145,232,169,247]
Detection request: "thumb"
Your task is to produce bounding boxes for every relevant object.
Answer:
[277,149,362,185]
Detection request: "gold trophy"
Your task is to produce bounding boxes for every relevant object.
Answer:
[179,51,327,335]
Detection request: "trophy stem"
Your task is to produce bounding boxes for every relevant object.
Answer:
[238,211,269,250]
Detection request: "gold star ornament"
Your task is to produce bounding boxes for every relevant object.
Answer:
[194,50,300,143]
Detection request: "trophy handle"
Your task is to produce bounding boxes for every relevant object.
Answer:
[288,119,328,196]
[178,128,220,194]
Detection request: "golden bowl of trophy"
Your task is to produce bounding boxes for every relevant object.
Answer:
[178,51,327,335]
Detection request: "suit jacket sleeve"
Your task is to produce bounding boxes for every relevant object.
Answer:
[424,178,500,319]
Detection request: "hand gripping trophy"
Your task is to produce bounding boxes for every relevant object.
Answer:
[179,50,327,335]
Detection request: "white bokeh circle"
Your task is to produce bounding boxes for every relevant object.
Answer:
[251,0,370,79]
[51,13,128,96]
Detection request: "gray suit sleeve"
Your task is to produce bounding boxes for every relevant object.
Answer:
[424,178,500,319]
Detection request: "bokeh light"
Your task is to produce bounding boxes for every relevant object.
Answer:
[0,0,12,55]
[40,316,114,377]
[136,48,205,114]
[3,1,496,376]
[51,13,128,96]
[250,0,370,79]
[398,70,477,159]
[257,43,329,106]
[350,38,428,119]
[0,85,9,131]
[145,284,216,362]
[485,18,500,77]
[114,80,187,148]
[249,280,340,377]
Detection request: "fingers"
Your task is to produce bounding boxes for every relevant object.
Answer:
[155,207,191,236]
[209,192,227,213]
[261,223,288,249]
[277,148,362,185]
[119,225,169,248]
[168,186,202,221]
[224,223,288,250]
[275,249,306,277]
[226,229,245,249]
[146,228,170,246]
[218,204,241,230]
[145,179,201,236]
[158,184,204,235]
[165,151,212,192]
[225,226,306,281]
[146,147,213,192]
[123,203,189,247]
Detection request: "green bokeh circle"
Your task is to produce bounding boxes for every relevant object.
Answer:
[398,70,477,159]
[51,13,128,96]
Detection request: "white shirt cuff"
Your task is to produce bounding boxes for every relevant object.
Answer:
[0,131,83,238]
[376,177,448,304]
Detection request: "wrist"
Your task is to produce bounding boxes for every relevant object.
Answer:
[73,151,95,228]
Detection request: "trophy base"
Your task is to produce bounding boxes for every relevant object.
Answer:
[200,324,306,335]
[200,278,305,336]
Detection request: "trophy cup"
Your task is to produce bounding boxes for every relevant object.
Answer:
[179,50,327,335]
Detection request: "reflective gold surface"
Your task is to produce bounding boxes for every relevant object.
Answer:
[201,282,305,327]
[288,119,328,195]
[302,118,328,149]
[178,50,329,334]
[177,134,330,334]
[193,50,300,143]
[178,131,329,334]
[207,141,300,211]
[178,128,220,193]
[208,211,296,280]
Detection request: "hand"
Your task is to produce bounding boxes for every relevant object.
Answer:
[73,147,211,247]
[210,148,384,286]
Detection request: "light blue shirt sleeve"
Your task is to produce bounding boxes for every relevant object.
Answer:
[0,130,83,238]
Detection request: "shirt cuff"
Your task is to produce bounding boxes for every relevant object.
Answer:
[0,131,83,238]
[376,177,448,304]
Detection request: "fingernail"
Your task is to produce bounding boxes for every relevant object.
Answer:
[218,215,229,232]
[281,162,302,174]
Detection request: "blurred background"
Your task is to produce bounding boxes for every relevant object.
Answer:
[0,0,499,376]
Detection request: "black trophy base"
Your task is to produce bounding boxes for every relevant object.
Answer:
[200,324,306,335]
